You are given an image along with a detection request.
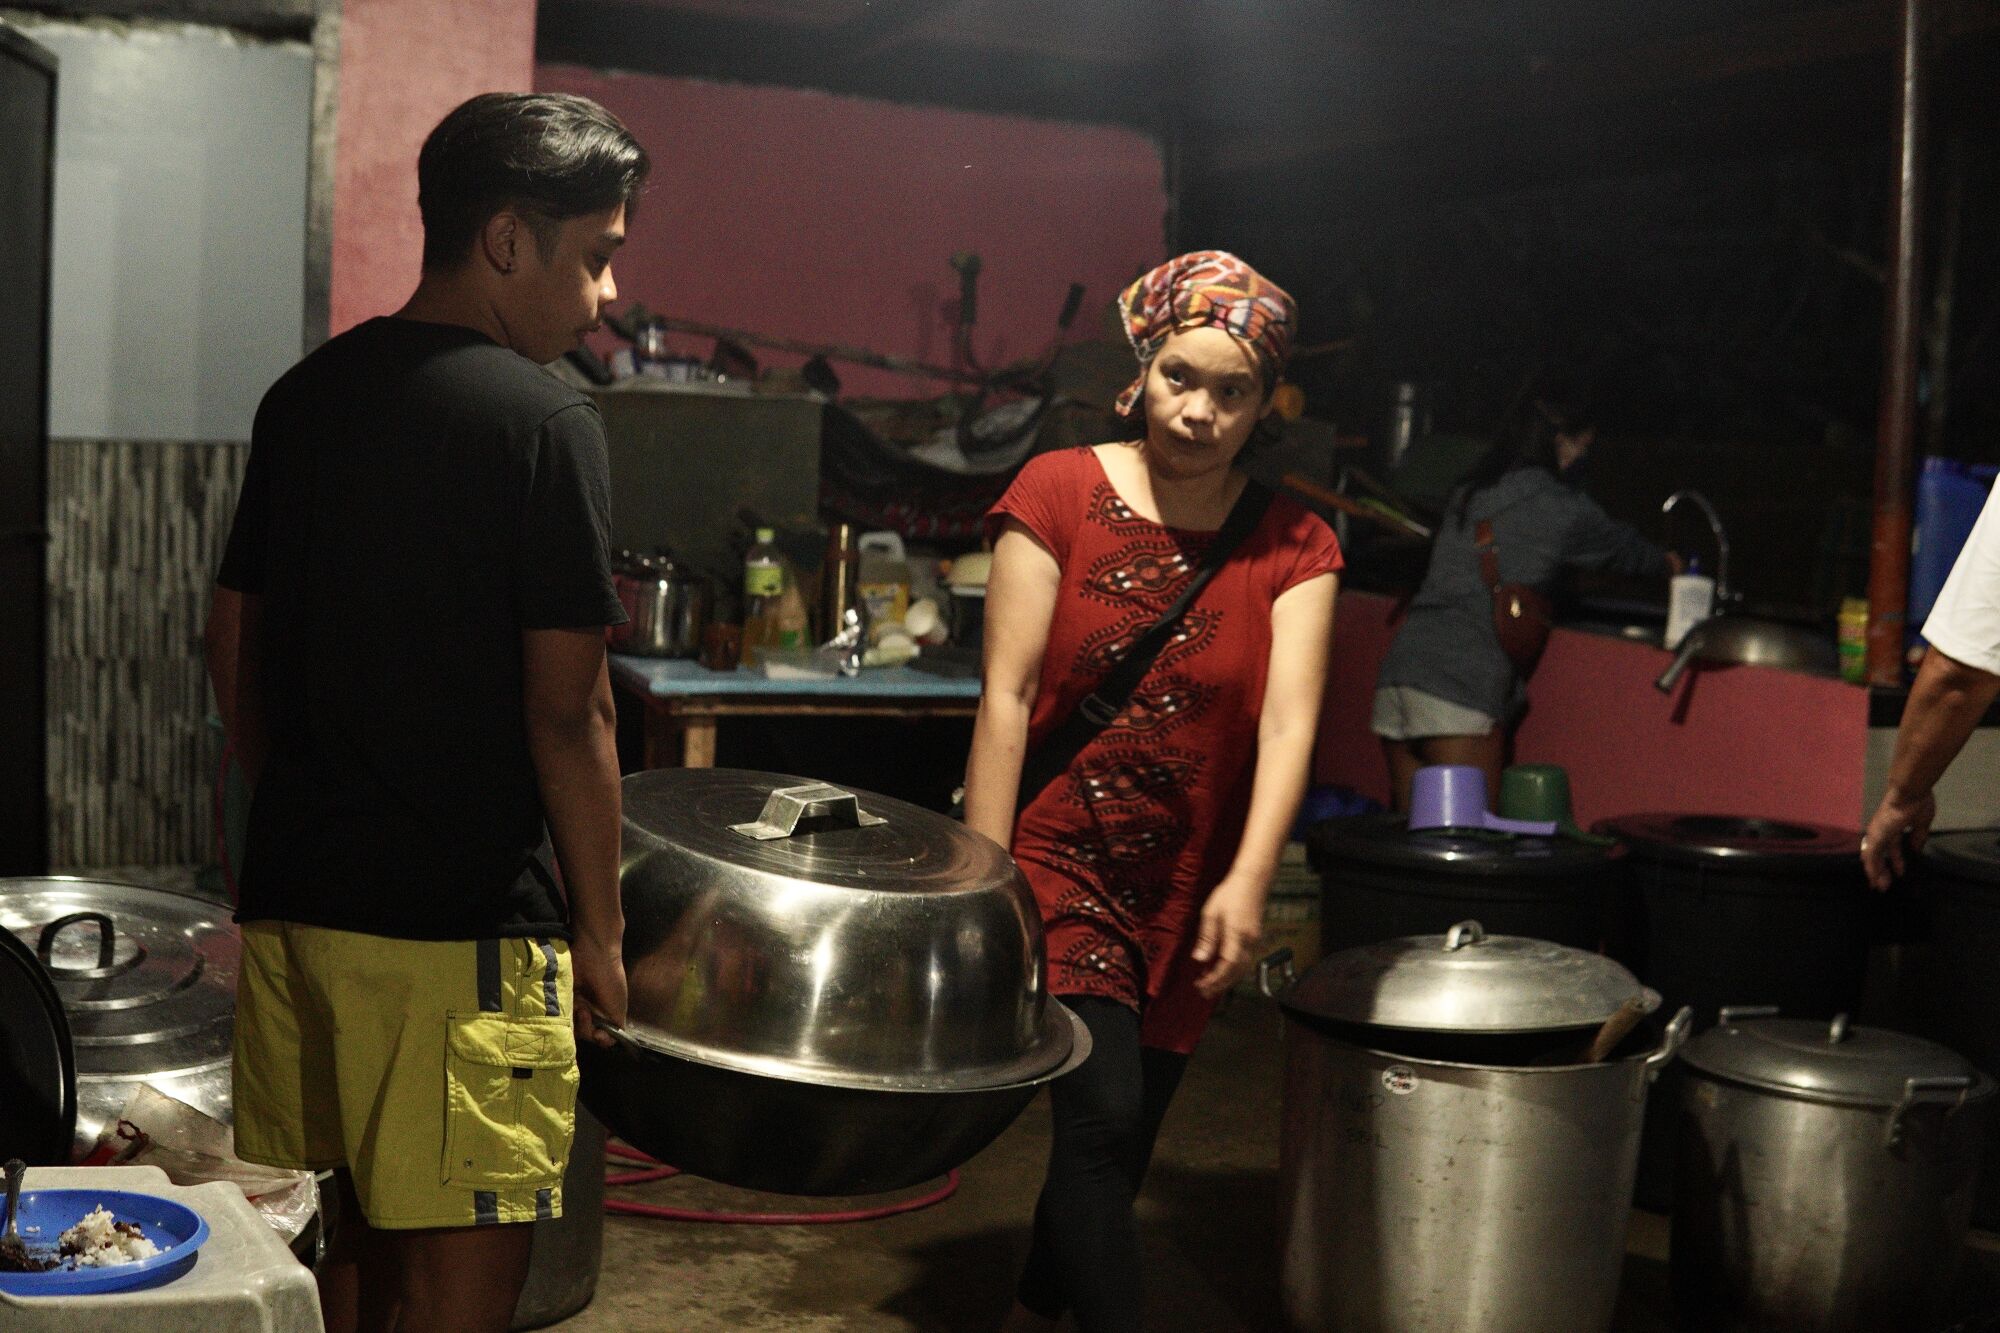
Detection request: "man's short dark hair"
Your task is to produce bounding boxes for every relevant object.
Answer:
[418,92,649,272]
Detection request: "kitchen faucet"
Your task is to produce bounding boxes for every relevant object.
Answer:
[1661,490,1731,605]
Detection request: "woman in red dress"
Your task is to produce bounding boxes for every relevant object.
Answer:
[964,252,1341,1332]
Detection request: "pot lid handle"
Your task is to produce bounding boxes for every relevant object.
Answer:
[1886,1075,1974,1148]
[36,911,116,971]
[1717,1004,1782,1026]
[1258,947,1296,1000]
[730,783,888,841]
[1442,920,1486,951]
[1828,1013,1851,1044]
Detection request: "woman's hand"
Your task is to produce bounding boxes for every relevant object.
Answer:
[1191,873,1269,999]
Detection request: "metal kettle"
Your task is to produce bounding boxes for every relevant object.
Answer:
[611,549,711,658]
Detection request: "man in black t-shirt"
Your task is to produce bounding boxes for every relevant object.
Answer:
[205,93,647,1332]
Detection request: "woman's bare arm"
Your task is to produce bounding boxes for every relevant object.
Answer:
[961,521,1062,849]
[1192,572,1338,996]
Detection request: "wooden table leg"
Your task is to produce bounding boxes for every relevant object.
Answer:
[681,718,718,768]
[641,700,676,770]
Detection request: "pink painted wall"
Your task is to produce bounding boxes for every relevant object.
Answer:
[533,65,1167,398]
[329,0,539,335]
[1316,591,1868,830]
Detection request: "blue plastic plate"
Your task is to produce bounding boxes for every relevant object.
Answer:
[0,1189,210,1296]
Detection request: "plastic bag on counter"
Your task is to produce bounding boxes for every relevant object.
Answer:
[83,1083,319,1242]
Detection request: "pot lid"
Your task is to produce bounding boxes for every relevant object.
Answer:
[1277,919,1656,1033]
[622,768,1014,895]
[1922,829,2000,885]
[0,878,240,1078]
[1595,812,1860,871]
[0,925,77,1165]
[615,769,1074,1091]
[1306,814,1617,878]
[1684,1010,1997,1108]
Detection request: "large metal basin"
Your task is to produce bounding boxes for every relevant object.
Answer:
[580,769,1089,1195]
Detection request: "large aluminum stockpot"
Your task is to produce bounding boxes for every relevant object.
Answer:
[1264,921,1691,1333]
[578,769,1091,1196]
[0,877,238,1162]
[1673,1009,1995,1332]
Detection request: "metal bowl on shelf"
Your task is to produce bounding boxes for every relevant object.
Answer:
[579,769,1090,1195]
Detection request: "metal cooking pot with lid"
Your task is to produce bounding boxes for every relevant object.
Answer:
[579,769,1091,1195]
[1264,921,1689,1332]
[1674,1008,1994,1330]
[1275,918,1660,1035]
[0,877,239,1162]
[611,549,711,659]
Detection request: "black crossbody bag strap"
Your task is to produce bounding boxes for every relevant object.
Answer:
[1016,480,1274,809]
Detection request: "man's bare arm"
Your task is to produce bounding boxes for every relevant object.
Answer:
[523,627,626,1046]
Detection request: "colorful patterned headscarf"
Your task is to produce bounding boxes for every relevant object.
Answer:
[1115,251,1297,417]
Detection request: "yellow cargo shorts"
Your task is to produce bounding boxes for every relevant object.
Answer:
[232,921,578,1229]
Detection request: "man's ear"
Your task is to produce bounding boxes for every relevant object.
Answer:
[478,210,521,275]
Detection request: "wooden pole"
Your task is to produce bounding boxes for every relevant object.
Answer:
[1865,0,1930,686]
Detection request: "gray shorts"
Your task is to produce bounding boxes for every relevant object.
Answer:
[1371,686,1498,740]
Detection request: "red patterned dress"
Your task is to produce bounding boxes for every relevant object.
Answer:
[989,446,1343,1053]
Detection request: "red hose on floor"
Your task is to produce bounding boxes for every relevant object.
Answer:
[603,1140,959,1225]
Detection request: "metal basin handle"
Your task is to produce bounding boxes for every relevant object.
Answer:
[730,783,889,841]
[1645,1006,1695,1081]
[1717,1004,1782,1026]
[1258,947,1296,1000]
[37,911,117,970]
[1886,1075,1974,1149]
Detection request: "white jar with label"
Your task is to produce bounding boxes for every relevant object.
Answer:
[1665,559,1716,649]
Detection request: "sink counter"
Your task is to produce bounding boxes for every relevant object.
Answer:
[1316,590,1868,828]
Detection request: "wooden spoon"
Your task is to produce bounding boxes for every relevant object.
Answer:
[1582,997,1653,1064]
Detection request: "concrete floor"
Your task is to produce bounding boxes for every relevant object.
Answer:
[553,992,2000,1332]
[70,867,1999,1330]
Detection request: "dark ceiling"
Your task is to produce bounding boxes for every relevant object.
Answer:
[537,0,2000,186]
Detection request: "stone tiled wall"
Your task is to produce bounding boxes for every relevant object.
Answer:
[46,439,247,867]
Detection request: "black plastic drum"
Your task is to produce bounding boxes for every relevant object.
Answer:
[1598,811,1866,1211]
[1307,814,1620,955]
[1914,829,2000,1230]
[0,924,76,1163]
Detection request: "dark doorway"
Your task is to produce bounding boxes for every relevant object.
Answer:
[0,23,55,874]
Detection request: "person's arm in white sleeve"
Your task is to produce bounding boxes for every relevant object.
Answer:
[1862,646,2000,890]
[1862,484,2000,889]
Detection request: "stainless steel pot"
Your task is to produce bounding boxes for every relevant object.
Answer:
[579,769,1090,1195]
[1265,922,1692,1333]
[0,877,238,1161]
[611,551,710,658]
[1673,1008,1995,1331]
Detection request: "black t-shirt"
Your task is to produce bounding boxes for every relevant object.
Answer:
[217,317,625,940]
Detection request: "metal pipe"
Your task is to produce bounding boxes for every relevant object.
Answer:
[1865,0,1930,686]
[1661,490,1731,604]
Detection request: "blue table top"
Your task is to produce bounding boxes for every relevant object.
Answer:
[611,655,982,700]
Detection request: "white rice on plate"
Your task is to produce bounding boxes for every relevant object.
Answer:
[58,1206,161,1268]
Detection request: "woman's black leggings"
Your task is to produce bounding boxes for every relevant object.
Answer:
[1014,996,1192,1332]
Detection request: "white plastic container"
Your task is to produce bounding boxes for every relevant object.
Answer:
[1665,560,1716,650]
[857,531,912,629]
